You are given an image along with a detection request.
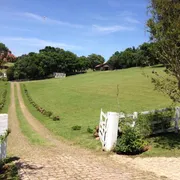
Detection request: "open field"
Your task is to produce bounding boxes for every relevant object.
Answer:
[21,67,177,153]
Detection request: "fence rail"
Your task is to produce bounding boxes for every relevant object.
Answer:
[119,107,180,134]
[99,107,180,151]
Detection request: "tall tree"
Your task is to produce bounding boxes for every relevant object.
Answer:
[88,54,105,71]
[147,0,180,102]
[0,43,8,68]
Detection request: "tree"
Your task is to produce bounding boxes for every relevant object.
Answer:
[0,43,8,68]
[6,66,14,81]
[138,42,159,66]
[77,56,89,72]
[147,0,180,102]
[87,54,105,70]
[9,46,91,80]
[108,51,121,69]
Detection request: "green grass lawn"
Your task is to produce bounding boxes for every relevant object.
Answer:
[5,62,14,67]
[142,132,180,157]
[21,67,179,154]
[0,81,10,113]
[14,85,46,145]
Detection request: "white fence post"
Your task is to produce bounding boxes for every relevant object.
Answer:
[104,112,119,151]
[0,114,8,160]
[132,112,138,127]
[175,107,180,133]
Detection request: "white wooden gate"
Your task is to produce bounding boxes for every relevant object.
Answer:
[98,107,180,151]
[99,109,108,149]
[99,109,119,151]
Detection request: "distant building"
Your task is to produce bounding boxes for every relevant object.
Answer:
[95,63,112,71]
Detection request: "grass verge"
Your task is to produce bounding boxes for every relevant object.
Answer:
[0,81,10,113]
[141,132,180,157]
[14,85,46,145]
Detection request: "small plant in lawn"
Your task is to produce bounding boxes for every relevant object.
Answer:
[53,116,60,121]
[93,126,99,138]
[72,125,81,131]
[87,126,94,134]
[114,125,147,155]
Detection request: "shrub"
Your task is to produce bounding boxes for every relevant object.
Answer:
[72,125,81,131]
[45,111,52,117]
[114,126,147,155]
[87,126,94,134]
[53,116,60,121]
[136,109,174,137]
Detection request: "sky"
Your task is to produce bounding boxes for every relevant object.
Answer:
[0,0,150,60]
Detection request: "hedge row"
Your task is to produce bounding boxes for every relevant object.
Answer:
[0,82,8,112]
[22,84,60,121]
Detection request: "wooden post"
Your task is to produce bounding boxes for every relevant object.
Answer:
[104,112,119,151]
[175,107,180,133]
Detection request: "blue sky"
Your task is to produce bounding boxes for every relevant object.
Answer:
[0,0,150,60]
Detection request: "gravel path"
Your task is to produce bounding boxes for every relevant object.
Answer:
[7,83,167,180]
[111,155,180,180]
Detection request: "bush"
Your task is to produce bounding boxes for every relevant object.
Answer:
[136,109,174,137]
[72,125,81,131]
[114,126,147,155]
[87,126,94,134]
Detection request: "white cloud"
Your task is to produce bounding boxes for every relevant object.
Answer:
[117,11,136,17]
[2,25,32,32]
[0,37,82,50]
[124,17,140,24]
[19,12,83,28]
[92,25,134,34]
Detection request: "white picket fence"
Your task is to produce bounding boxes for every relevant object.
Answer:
[0,114,8,160]
[53,72,66,78]
[99,107,180,151]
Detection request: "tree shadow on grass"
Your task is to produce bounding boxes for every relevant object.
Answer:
[149,132,180,150]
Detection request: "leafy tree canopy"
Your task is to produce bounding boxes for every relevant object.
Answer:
[147,0,180,102]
